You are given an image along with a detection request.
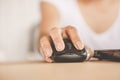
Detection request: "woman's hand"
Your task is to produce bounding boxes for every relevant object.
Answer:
[39,26,84,62]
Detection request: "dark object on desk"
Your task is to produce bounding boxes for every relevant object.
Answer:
[51,38,120,62]
[51,38,88,62]
[94,49,120,61]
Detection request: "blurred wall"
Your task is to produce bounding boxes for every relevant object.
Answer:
[0,0,41,60]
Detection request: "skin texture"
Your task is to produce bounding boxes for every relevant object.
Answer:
[39,0,119,62]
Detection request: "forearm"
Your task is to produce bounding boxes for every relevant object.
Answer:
[39,2,60,38]
[39,19,60,38]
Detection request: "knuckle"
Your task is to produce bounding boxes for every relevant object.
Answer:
[50,27,58,32]
[40,43,50,51]
[54,37,61,43]
[40,36,50,47]
[40,36,47,43]
[50,27,58,36]
[74,38,80,42]
[66,26,76,31]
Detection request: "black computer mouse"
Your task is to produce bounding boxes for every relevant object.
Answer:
[51,38,88,62]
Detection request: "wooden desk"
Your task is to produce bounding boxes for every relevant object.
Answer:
[0,61,120,80]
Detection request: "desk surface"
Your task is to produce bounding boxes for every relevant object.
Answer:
[0,61,120,80]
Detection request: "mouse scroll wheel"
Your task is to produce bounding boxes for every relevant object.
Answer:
[66,42,72,50]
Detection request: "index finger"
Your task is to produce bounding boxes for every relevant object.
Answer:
[65,26,84,50]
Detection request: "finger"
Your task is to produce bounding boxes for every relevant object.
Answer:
[65,26,84,50]
[40,46,53,63]
[45,57,53,63]
[40,36,53,57]
[50,27,65,51]
[39,47,46,58]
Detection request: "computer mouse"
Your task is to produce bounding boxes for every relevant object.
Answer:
[51,38,88,62]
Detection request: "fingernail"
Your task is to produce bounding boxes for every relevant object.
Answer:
[76,41,84,50]
[45,48,52,57]
[56,43,64,51]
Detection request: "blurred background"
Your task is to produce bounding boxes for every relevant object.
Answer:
[0,0,42,62]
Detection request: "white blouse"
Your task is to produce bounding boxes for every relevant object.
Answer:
[42,0,120,50]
